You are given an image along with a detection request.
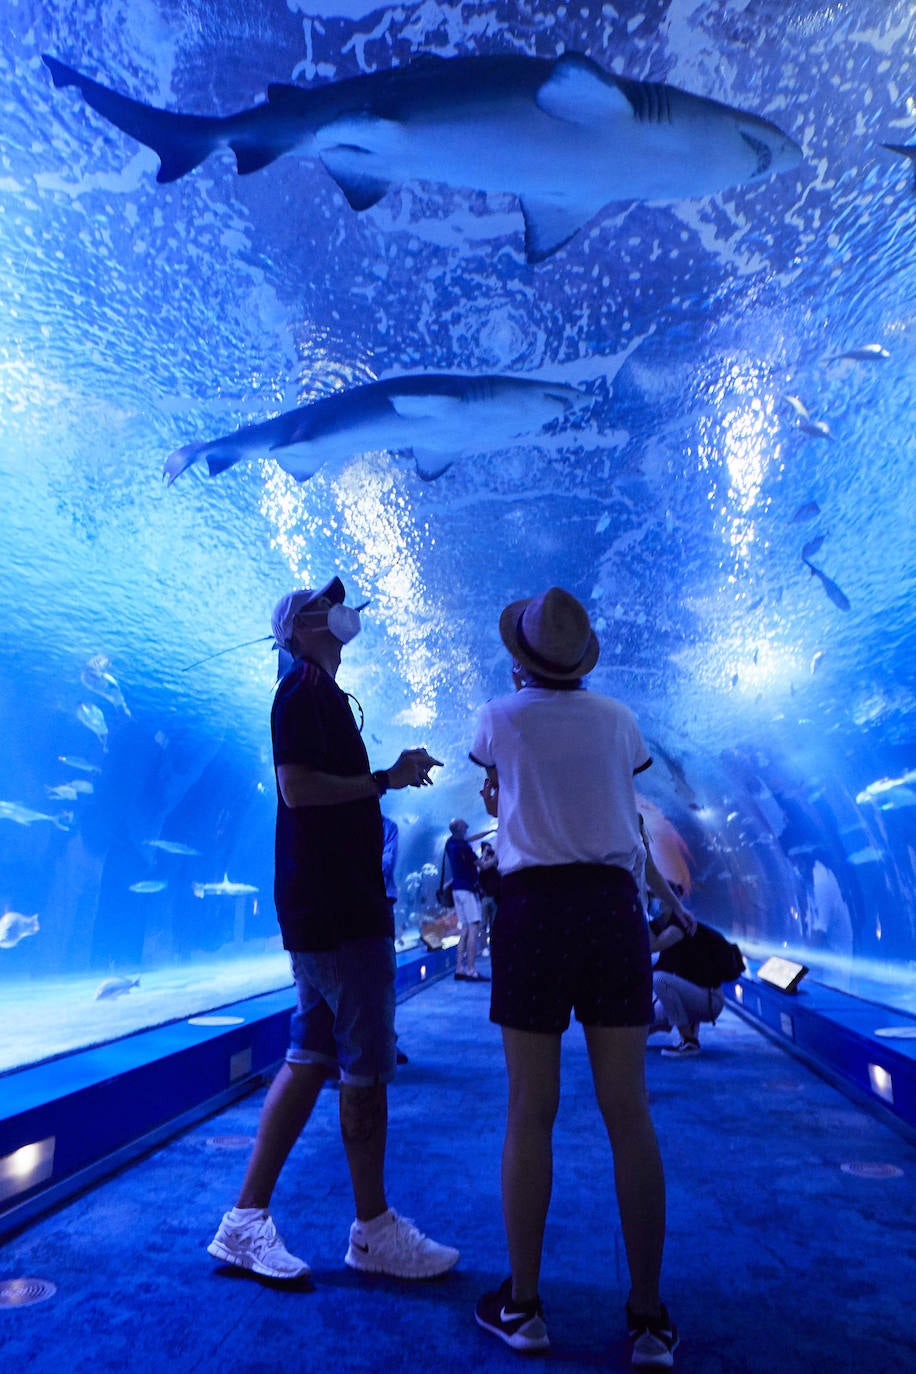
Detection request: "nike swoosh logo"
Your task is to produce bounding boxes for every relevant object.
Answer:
[500,1306,528,1322]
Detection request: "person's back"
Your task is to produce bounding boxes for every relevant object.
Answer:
[469,587,678,1369]
[475,686,646,874]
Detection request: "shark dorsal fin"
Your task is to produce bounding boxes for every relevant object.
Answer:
[535,52,634,126]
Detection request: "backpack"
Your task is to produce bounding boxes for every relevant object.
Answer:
[654,921,745,989]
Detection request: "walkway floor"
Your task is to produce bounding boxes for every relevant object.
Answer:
[1,973,913,1373]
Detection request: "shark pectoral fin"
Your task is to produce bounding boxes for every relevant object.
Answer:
[519,196,588,263]
[535,52,634,126]
[318,146,392,210]
[387,393,461,421]
[413,449,455,481]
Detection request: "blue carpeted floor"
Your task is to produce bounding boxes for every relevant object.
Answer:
[0,973,913,1372]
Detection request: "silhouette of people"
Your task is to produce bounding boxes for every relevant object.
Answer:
[208,577,457,1283]
[470,587,678,1366]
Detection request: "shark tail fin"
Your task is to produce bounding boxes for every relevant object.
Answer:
[43,54,222,184]
[163,442,208,485]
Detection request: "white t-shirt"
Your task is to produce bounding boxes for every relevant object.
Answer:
[470,686,651,876]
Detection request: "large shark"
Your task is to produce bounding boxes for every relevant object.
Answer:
[163,373,589,484]
[43,51,802,262]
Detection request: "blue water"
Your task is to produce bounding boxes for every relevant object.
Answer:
[1,1,914,1071]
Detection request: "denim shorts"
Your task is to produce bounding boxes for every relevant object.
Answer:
[287,936,397,1086]
[490,864,652,1033]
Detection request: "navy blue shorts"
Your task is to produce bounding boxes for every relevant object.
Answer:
[489,864,652,1033]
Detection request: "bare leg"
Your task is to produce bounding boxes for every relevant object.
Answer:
[236,1060,327,1208]
[584,1024,666,1315]
[340,1082,389,1222]
[500,1027,562,1303]
[465,922,479,974]
[456,924,468,973]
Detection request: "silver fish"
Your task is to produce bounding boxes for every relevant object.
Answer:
[192,873,259,898]
[164,373,589,484]
[58,755,101,774]
[43,52,802,263]
[847,846,883,866]
[0,911,40,949]
[77,701,109,751]
[129,880,168,894]
[797,417,832,440]
[0,800,72,830]
[95,975,141,999]
[828,343,890,362]
[81,654,131,716]
[143,839,202,856]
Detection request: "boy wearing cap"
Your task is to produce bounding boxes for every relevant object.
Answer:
[208,578,457,1284]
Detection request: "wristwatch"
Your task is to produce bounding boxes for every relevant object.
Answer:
[371,770,389,797]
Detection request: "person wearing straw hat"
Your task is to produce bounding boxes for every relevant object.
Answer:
[470,587,678,1369]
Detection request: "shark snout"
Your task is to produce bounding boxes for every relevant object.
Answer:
[740,121,803,179]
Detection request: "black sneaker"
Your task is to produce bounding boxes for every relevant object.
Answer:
[626,1301,679,1368]
[476,1277,550,1352]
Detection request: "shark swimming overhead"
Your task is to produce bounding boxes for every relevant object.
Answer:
[163,373,590,484]
[42,51,802,262]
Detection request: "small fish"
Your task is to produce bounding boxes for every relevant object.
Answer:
[0,911,40,949]
[785,395,810,420]
[731,673,739,687]
[803,558,851,612]
[855,768,916,803]
[77,701,109,751]
[792,501,821,523]
[154,730,169,749]
[847,846,883,866]
[0,800,72,829]
[129,880,168,894]
[46,779,93,801]
[797,417,832,440]
[192,873,259,898]
[810,650,826,675]
[58,755,101,774]
[801,535,825,560]
[95,975,141,1000]
[81,653,131,716]
[144,839,202,856]
[726,811,739,822]
[827,343,889,362]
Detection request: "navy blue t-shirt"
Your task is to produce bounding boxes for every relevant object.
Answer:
[445,835,479,892]
[271,660,391,951]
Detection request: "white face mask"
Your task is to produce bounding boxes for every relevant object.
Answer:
[327,602,361,644]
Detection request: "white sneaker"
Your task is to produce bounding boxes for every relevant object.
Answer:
[208,1208,311,1279]
[345,1209,459,1279]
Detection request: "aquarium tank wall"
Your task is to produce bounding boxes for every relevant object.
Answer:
[1,0,914,1076]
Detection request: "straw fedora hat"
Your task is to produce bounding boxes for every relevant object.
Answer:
[499,587,599,681]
